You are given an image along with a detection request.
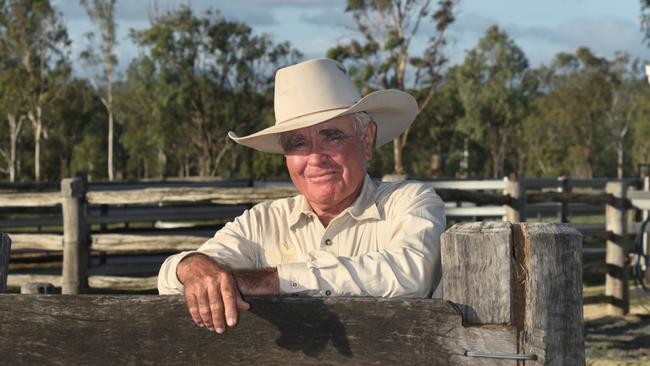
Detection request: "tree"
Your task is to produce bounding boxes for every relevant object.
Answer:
[606,54,645,178]
[328,0,457,175]
[128,7,301,178]
[524,48,613,178]
[0,0,70,181]
[453,25,533,178]
[80,0,118,181]
[0,15,27,182]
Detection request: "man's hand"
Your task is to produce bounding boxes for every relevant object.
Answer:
[176,254,250,333]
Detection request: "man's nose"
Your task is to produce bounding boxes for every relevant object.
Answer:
[306,143,330,164]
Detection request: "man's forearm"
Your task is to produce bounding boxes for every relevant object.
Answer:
[233,268,280,296]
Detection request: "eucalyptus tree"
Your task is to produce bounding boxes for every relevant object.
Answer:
[453,25,533,178]
[80,0,118,181]
[327,0,458,175]
[525,48,614,178]
[0,3,27,182]
[0,0,70,181]
[128,7,301,177]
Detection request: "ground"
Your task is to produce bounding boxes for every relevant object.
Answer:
[585,285,650,365]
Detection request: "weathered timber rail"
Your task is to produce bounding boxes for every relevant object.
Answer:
[0,222,583,365]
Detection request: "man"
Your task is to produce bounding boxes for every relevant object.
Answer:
[158,59,446,334]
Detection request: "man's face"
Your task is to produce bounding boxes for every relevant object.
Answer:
[281,114,376,211]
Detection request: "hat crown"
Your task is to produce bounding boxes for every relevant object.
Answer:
[274,59,361,124]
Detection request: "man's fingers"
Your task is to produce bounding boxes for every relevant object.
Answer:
[208,284,226,333]
[185,292,203,327]
[197,290,215,331]
[221,276,240,327]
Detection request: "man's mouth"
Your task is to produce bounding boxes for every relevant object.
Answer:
[305,171,339,180]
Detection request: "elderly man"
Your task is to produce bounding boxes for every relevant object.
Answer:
[158,59,445,334]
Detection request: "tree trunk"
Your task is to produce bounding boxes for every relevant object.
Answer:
[617,140,624,179]
[393,137,405,174]
[157,149,166,179]
[490,124,501,178]
[7,114,24,183]
[28,107,43,182]
[108,105,114,181]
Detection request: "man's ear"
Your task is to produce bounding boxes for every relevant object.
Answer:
[363,122,377,161]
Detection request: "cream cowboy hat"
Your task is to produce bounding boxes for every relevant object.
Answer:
[228,58,418,153]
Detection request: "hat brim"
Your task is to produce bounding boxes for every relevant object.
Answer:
[228,89,418,153]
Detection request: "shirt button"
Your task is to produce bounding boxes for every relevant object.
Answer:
[325,290,332,296]
[324,239,332,246]
[291,282,298,288]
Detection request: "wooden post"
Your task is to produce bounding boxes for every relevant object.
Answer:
[504,176,526,222]
[0,233,11,294]
[442,222,584,365]
[61,177,89,294]
[21,282,56,294]
[605,181,629,316]
[557,176,571,223]
[643,176,650,286]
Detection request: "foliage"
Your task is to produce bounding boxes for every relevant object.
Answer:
[125,7,301,178]
[328,0,458,174]
[0,3,649,182]
[453,25,534,177]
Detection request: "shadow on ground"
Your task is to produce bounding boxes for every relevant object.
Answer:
[586,314,650,365]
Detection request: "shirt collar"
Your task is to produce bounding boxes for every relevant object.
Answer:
[288,174,381,229]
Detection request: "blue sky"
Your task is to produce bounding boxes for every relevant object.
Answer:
[52,0,649,77]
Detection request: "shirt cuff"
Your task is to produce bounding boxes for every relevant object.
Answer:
[276,262,318,295]
[157,250,201,294]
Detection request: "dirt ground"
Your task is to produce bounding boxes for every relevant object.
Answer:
[585,286,650,365]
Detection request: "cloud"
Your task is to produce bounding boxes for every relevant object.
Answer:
[447,12,650,66]
[299,9,355,29]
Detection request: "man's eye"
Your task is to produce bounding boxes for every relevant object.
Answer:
[326,132,345,141]
[284,140,306,152]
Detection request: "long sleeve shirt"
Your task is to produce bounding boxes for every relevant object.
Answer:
[158,175,446,298]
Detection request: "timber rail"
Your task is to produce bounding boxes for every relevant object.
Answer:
[0,222,584,365]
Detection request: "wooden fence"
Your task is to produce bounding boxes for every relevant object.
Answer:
[1,176,649,316]
[0,222,584,365]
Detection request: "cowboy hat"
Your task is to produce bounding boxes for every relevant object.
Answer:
[228,58,418,153]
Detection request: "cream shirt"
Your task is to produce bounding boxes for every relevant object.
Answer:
[158,175,446,298]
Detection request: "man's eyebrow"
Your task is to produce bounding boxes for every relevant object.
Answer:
[319,128,345,136]
[281,133,305,150]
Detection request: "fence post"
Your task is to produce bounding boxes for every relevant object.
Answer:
[0,233,11,294]
[605,181,629,316]
[557,176,571,223]
[642,176,650,283]
[504,175,526,222]
[442,222,584,364]
[61,177,89,294]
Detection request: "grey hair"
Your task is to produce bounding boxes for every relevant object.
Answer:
[353,112,372,136]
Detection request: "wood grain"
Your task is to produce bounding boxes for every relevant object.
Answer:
[8,233,205,253]
[7,275,158,291]
[0,192,61,207]
[61,178,89,295]
[91,234,205,253]
[516,223,584,366]
[0,295,517,366]
[441,222,514,325]
[605,181,629,316]
[86,187,298,205]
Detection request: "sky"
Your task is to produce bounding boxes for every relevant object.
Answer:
[52,0,650,77]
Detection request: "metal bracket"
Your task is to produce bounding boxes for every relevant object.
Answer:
[465,351,538,360]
